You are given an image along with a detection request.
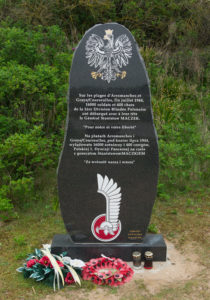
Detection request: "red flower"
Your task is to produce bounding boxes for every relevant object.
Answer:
[97,273,107,280]
[90,259,98,264]
[65,272,75,285]
[105,276,115,286]
[56,260,64,268]
[39,256,64,269]
[82,271,89,281]
[92,275,102,285]
[26,259,38,268]
[122,268,134,283]
[114,272,123,279]
[39,256,51,267]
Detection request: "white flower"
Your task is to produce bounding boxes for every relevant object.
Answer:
[42,244,51,250]
[70,259,85,268]
[62,256,72,265]
[62,256,85,268]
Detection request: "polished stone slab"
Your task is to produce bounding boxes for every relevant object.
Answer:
[58,23,159,244]
[51,233,167,261]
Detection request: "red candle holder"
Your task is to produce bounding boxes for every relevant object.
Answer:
[144,251,153,269]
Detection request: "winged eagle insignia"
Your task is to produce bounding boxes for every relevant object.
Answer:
[85,29,132,83]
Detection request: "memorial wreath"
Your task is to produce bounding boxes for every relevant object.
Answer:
[82,256,134,286]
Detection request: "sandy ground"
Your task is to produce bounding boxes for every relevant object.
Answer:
[42,240,204,300]
[128,241,202,294]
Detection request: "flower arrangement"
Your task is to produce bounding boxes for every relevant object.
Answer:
[16,245,85,291]
[17,246,134,289]
[82,256,134,286]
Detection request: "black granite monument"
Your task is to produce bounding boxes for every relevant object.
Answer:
[52,23,166,261]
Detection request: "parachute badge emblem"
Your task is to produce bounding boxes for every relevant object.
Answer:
[91,174,122,242]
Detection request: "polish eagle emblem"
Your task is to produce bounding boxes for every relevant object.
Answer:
[91,174,122,242]
[85,29,132,83]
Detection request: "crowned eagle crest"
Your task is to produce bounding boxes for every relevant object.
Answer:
[85,29,132,83]
[95,174,121,236]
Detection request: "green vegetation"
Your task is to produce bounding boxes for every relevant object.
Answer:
[0,2,209,299]
[0,25,73,220]
[0,9,208,219]
[1,0,209,49]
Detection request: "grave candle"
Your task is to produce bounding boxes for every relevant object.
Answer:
[132,251,141,269]
[144,251,153,269]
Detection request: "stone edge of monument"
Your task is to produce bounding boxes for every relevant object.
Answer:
[51,234,167,261]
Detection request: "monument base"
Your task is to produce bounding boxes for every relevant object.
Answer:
[51,234,167,261]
